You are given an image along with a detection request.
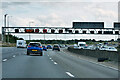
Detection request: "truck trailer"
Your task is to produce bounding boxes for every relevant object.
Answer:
[16,40,27,48]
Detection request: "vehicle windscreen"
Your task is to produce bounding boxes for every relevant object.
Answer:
[29,43,41,47]
[79,44,85,46]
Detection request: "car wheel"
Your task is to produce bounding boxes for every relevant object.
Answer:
[27,51,30,55]
[58,50,60,51]
[40,52,43,56]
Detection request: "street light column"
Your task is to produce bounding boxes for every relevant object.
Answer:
[4,14,8,43]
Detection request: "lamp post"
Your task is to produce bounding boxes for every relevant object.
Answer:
[4,14,8,27]
[4,14,8,42]
[28,21,34,40]
[7,16,12,44]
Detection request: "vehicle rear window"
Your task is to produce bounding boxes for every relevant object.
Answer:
[18,42,22,45]
[54,45,59,47]
[29,43,41,47]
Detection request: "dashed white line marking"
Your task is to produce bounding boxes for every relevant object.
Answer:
[51,60,54,62]
[54,62,57,64]
[2,59,7,62]
[49,58,52,60]
[13,55,16,58]
[66,72,75,78]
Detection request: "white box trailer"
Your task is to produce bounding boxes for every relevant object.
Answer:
[16,40,27,48]
[78,42,86,49]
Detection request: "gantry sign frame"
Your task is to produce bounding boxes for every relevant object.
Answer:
[2,27,120,34]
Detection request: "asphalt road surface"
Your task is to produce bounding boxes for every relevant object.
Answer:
[2,47,119,78]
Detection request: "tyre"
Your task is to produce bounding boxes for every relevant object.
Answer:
[27,51,30,55]
[40,52,43,56]
[58,49,60,51]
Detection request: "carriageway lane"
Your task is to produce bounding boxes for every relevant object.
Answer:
[46,49,118,78]
[2,47,26,59]
[2,50,70,78]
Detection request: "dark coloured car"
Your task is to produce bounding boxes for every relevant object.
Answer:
[27,42,43,56]
[47,45,52,49]
[53,44,60,51]
[42,45,47,51]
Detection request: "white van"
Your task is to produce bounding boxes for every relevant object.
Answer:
[16,40,27,48]
[78,42,87,49]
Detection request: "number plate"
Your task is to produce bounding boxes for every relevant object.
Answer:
[32,50,37,51]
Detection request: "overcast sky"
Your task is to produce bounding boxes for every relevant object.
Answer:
[0,0,119,40]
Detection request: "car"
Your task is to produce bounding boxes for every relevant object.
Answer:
[78,42,87,49]
[27,42,43,56]
[47,45,52,49]
[59,44,65,48]
[73,44,80,49]
[65,44,68,47]
[42,45,47,51]
[53,44,60,51]
[99,46,108,51]
[106,46,117,52]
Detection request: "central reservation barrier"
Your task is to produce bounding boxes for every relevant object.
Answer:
[68,47,120,62]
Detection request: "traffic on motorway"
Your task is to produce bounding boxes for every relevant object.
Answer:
[73,42,118,52]
[2,40,119,79]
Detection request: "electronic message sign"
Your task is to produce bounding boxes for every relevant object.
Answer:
[114,22,120,29]
[73,22,104,29]
[25,29,34,33]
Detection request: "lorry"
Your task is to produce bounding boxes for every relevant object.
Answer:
[16,40,27,48]
[78,42,87,49]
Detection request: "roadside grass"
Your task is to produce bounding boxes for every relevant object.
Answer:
[0,43,16,47]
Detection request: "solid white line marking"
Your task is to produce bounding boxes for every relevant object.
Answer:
[66,72,75,77]
[3,59,7,62]
[54,62,58,64]
[13,55,16,58]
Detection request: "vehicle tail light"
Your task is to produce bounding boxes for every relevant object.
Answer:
[86,45,88,46]
[28,46,31,47]
[39,46,42,48]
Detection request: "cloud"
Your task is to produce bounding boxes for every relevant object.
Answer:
[1,0,119,2]
[1,2,118,28]
[2,2,30,9]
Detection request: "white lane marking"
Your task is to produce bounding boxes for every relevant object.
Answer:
[51,60,54,62]
[2,59,7,62]
[13,55,16,58]
[48,55,49,56]
[54,62,58,65]
[49,58,52,60]
[66,72,75,78]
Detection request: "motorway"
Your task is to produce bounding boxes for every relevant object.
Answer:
[2,47,119,78]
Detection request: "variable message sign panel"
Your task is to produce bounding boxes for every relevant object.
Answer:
[73,22,104,29]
